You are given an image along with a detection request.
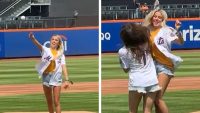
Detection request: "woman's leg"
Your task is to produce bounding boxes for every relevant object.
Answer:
[143,92,157,113]
[43,85,54,113]
[129,91,143,113]
[53,86,61,113]
[155,73,172,113]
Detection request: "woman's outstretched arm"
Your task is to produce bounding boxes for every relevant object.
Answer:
[29,32,43,51]
[175,20,184,45]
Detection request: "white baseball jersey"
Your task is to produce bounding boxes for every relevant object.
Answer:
[36,46,65,77]
[118,47,158,88]
[152,26,183,69]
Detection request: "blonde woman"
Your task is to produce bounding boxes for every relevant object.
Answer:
[29,32,71,113]
[143,9,184,113]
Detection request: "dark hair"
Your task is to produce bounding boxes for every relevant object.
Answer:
[120,23,150,64]
[120,23,149,48]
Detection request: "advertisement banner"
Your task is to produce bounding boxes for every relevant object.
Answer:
[1,28,98,58]
[0,32,5,58]
[102,19,200,52]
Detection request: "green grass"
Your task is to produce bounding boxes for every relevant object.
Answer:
[102,51,200,79]
[102,51,200,113]
[0,56,98,85]
[0,92,98,113]
[102,90,200,113]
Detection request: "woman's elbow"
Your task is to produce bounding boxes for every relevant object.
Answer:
[123,68,129,73]
[179,39,184,45]
[176,37,184,45]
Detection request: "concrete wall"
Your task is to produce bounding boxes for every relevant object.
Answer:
[49,0,98,26]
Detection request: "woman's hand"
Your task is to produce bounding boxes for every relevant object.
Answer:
[174,20,184,45]
[63,80,73,89]
[63,81,70,89]
[28,32,43,51]
[175,19,181,30]
[29,32,35,39]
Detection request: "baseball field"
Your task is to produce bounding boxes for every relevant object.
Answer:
[0,56,98,113]
[1,50,200,113]
[102,50,200,113]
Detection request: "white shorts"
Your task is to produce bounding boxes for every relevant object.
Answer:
[129,84,161,93]
[42,72,62,87]
[154,61,174,76]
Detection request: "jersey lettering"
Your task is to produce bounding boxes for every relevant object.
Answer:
[158,37,164,45]
[44,56,51,61]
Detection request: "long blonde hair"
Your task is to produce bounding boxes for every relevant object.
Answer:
[143,9,168,27]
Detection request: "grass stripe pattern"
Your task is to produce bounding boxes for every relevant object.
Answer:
[102,51,200,79]
[0,56,98,85]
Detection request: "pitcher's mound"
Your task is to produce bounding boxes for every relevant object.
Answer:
[4,111,96,113]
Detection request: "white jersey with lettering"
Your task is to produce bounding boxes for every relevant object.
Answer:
[153,26,183,69]
[36,46,65,77]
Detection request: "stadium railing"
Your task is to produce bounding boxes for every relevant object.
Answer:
[102,4,200,20]
[0,16,76,29]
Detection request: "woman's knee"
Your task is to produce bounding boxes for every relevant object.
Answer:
[155,97,165,105]
[54,99,60,107]
[53,95,60,107]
